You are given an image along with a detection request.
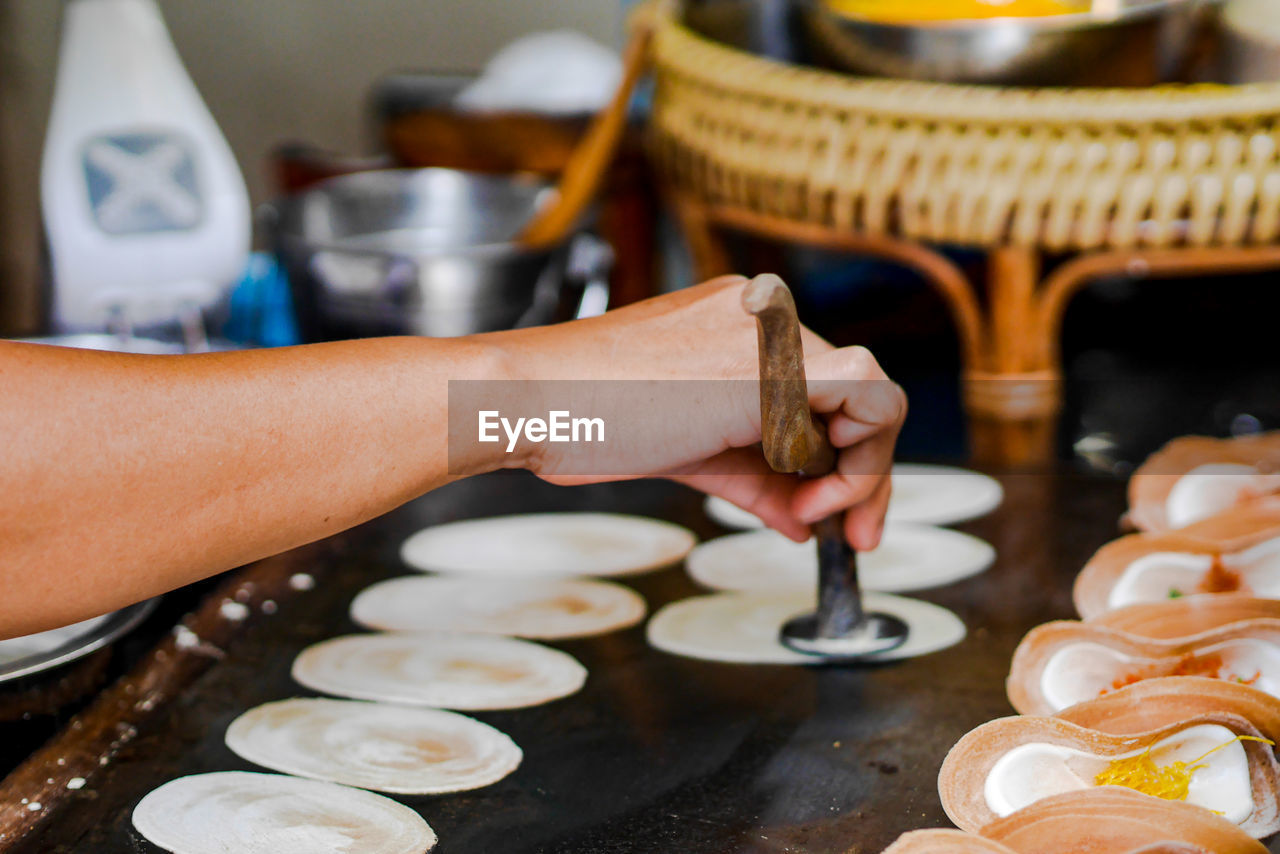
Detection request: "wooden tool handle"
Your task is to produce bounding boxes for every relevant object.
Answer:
[515,17,654,250]
[742,274,837,478]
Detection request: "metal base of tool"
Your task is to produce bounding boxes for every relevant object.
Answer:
[779,611,910,661]
[745,276,912,665]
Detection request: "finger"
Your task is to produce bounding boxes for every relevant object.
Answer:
[825,413,884,447]
[667,448,810,543]
[790,471,881,526]
[809,374,906,430]
[800,324,835,359]
[790,430,896,524]
[844,475,892,551]
[806,345,887,383]
[806,344,903,417]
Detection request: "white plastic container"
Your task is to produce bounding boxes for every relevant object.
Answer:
[40,0,250,331]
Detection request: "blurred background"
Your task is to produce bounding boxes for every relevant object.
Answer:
[0,0,625,332]
[3,0,1280,470]
[8,6,1280,847]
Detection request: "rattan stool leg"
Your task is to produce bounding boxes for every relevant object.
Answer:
[1034,244,1280,371]
[964,246,1062,467]
[670,192,734,280]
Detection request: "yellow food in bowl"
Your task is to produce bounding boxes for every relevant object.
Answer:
[824,0,1088,22]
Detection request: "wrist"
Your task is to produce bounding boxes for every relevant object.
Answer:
[449,332,546,476]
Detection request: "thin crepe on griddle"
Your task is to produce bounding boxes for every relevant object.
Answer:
[1095,596,1280,640]
[291,633,587,710]
[224,698,522,795]
[1008,620,1280,715]
[350,575,647,639]
[1055,677,1280,743]
[1073,507,1280,620]
[978,787,1267,854]
[937,712,1280,838]
[881,829,1015,853]
[1128,434,1280,533]
[881,790,1267,853]
[399,513,696,578]
[132,771,437,854]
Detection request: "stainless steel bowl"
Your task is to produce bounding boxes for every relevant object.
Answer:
[273,169,605,340]
[1217,0,1280,83]
[13,333,185,354]
[801,0,1216,86]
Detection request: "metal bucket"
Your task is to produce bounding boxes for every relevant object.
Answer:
[800,0,1216,87]
[271,168,609,341]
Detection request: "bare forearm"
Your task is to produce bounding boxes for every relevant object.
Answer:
[0,278,903,638]
[0,337,512,637]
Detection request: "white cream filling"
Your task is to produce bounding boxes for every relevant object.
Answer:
[1237,537,1280,593]
[1107,536,1280,609]
[1040,639,1280,711]
[984,724,1254,823]
[1107,552,1217,609]
[1040,642,1142,711]
[1166,464,1280,529]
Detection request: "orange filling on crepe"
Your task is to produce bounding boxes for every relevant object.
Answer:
[1199,557,1248,594]
[1105,653,1262,695]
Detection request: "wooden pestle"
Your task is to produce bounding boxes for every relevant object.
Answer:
[742,274,906,653]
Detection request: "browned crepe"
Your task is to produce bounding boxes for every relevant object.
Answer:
[937,713,1280,837]
[1056,677,1280,744]
[1095,596,1280,639]
[1008,621,1280,715]
[1176,500,1280,545]
[979,788,1267,854]
[881,829,1015,853]
[884,791,1267,853]
[1128,434,1280,532]
[1073,508,1280,620]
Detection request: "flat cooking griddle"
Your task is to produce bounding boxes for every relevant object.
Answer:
[6,470,1277,853]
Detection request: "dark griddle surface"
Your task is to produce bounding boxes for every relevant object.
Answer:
[19,469,1249,854]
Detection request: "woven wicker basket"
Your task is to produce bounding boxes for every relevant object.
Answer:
[649,0,1280,251]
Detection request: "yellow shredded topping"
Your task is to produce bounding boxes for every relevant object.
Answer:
[824,0,1087,22]
[1094,749,1200,800]
[1094,735,1275,801]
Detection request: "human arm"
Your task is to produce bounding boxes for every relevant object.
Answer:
[0,276,904,637]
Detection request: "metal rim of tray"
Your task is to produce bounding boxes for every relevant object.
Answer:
[815,0,1194,32]
[272,168,561,259]
[0,599,158,684]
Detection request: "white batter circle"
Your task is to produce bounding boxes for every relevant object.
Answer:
[350,575,647,639]
[686,524,994,593]
[224,698,522,795]
[704,464,1003,531]
[292,633,587,710]
[400,512,696,578]
[131,770,436,854]
[646,590,966,664]
[889,464,1005,526]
